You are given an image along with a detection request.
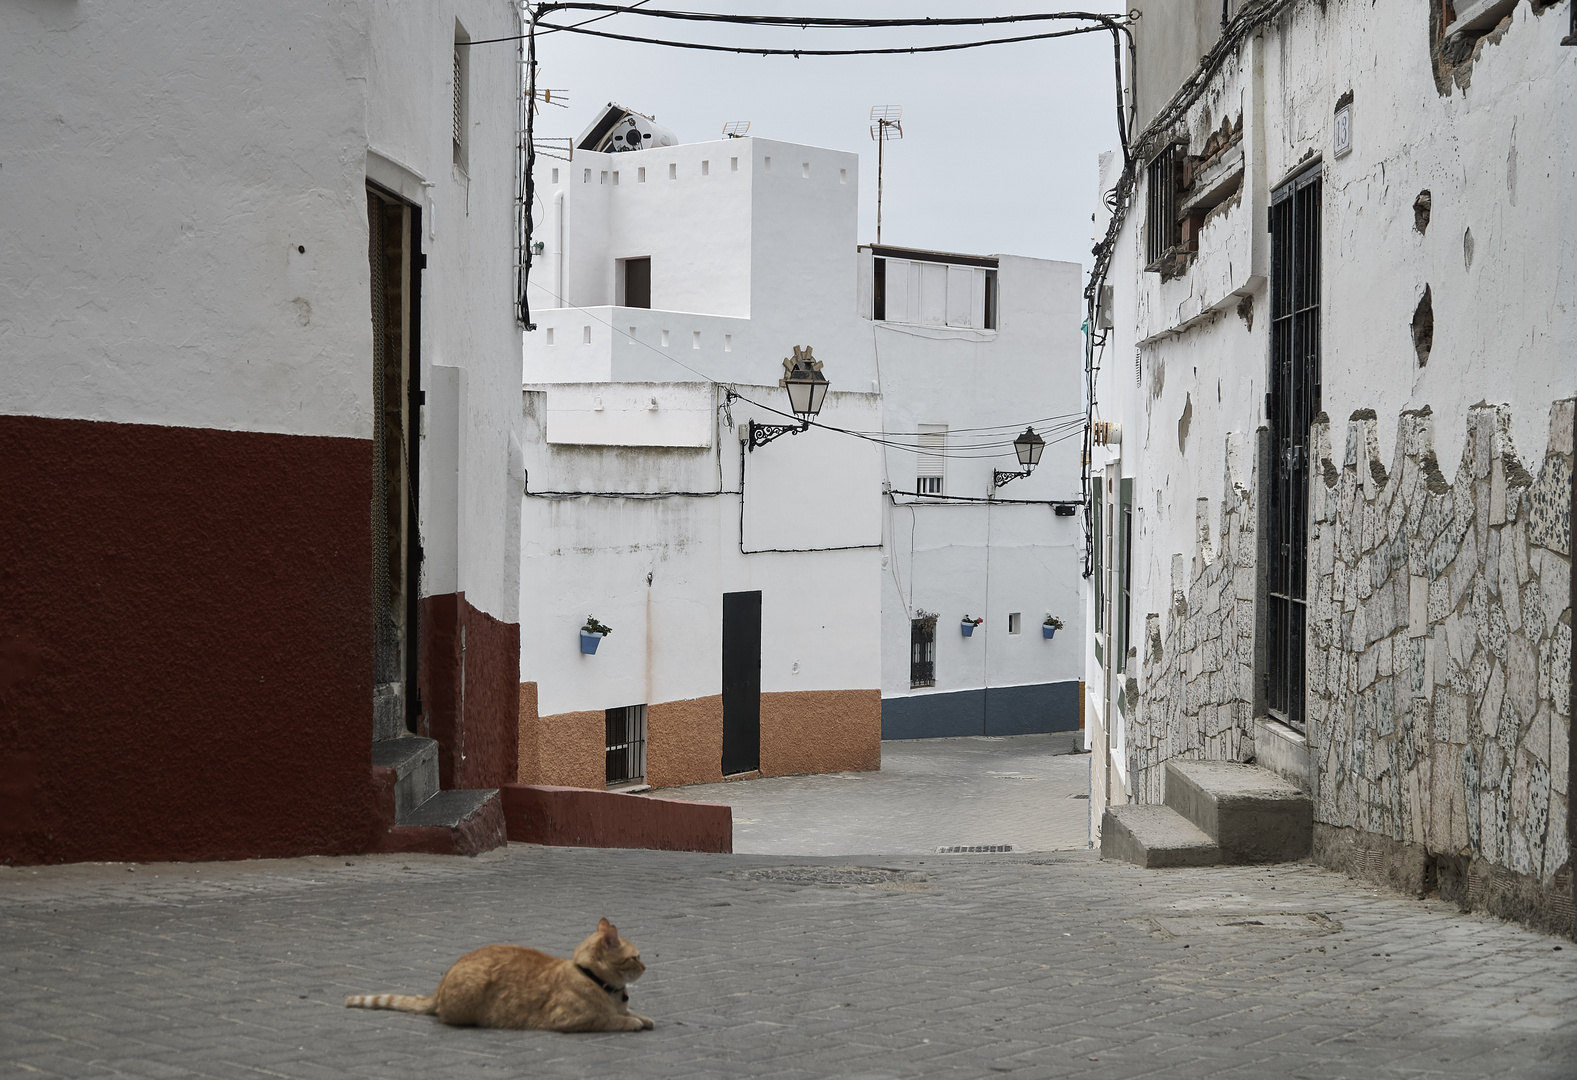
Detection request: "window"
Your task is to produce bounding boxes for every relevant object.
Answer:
[1008,612,1022,635]
[916,423,946,496]
[702,160,710,176]
[619,257,651,309]
[1119,482,1134,666]
[668,163,677,180]
[909,617,936,688]
[870,251,998,329]
[452,28,469,171]
[1145,146,1180,269]
[605,705,648,787]
[983,270,997,330]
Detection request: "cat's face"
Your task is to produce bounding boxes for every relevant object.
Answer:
[586,918,646,984]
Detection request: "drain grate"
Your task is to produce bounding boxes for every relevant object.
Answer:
[936,845,1014,854]
[732,866,926,888]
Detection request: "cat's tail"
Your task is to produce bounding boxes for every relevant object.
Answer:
[344,993,437,1014]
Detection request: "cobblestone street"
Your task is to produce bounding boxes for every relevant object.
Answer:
[3,737,1574,1080]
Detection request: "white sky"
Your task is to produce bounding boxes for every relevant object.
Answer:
[523,2,1126,271]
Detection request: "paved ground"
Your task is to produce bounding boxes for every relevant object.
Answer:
[3,736,1575,1079]
[661,733,1091,856]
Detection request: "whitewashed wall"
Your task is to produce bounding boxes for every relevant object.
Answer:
[519,387,883,717]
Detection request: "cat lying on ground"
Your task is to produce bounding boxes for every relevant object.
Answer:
[345,918,653,1032]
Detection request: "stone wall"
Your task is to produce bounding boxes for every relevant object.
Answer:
[1308,400,1572,931]
[1129,432,1263,803]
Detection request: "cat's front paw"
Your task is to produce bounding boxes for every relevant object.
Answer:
[631,1014,654,1030]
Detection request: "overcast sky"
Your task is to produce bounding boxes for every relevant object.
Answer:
[524,2,1126,272]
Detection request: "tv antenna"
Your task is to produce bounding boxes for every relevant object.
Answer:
[529,85,569,113]
[722,120,751,138]
[869,105,903,243]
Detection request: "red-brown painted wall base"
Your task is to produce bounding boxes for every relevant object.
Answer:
[366,766,506,856]
[501,784,732,853]
[0,416,380,864]
[419,592,519,790]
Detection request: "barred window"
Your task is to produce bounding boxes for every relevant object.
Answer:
[605,705,647,788]
[1145,146,1180,268]
[910,616,936,688]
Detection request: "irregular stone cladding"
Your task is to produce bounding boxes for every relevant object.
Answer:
[1129,432,1262,803]
[1130,400,1572,904]
[1308,400,1572,891]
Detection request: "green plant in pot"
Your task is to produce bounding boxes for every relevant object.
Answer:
[580,616,613,655]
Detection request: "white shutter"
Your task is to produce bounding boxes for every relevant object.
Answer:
[920,263,948,324]
[946,266,973,327]
[916,423,946,494]
[885,259,910,322]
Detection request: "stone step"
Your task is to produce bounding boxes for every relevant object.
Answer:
[373,682,405,742]
[401,788,499,828]
[371,736,438,822]
[1100,804,1221,868]
[372,787,507,857]
[1164,759,1312,864]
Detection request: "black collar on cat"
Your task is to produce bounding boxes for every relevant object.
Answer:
[576,964,629,1002]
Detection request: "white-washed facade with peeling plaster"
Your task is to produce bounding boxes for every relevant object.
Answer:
[1087,0,1573,933]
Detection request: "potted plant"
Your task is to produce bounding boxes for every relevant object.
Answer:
[960,615,983,637]
[1042,614,1064,639]
[580,616,613,654]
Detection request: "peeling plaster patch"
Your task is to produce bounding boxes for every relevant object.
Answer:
[1463,228,1475,272]
[1236,293,1254,331]
[1411,286,1434,368]
[1506,126,1519,208]
[1414,190,1432,235]
[1178,393,1193,456]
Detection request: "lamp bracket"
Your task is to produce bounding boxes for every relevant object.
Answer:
[993,469,1033,488]
[748,418,809,451]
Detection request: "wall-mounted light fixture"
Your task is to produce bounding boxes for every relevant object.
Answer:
[993,426,1046,488]
[748,346,828,450]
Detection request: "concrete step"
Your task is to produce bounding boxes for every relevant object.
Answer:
[371,736,438,822]
[402,788,498,828]
[373,682,405,742]
[374,787,506,857]
[1164,759,1312,864]
[1100,804,1221,868]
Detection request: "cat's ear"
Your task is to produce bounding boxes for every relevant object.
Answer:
[599,918,618,945]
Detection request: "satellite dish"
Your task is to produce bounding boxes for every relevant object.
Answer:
[576,102,679,153]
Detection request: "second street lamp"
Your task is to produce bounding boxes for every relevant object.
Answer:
[993,426,1046,488]
[749,346,829,450]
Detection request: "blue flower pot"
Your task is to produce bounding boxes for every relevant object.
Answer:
[1042,625,1057,639]
[580,630,603,655]
[960,622,976,637]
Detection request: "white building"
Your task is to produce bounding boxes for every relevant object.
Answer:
[517,112,1087,789]
[0,0,526,862]
[1087,0,1573,934]
[864,246,1088,739]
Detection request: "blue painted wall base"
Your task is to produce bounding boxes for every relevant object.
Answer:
[881,681,1080,740]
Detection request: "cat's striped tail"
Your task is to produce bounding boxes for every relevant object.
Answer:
[344,993,437,1014]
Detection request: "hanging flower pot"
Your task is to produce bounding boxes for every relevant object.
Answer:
[961,616,983,638]
[1041,625,1056,639]
[1042,615,1064,640]
[580,616,613,655]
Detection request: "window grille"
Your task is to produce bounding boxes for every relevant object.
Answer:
[1266,166,1322,733]
[909,617,936,688]
[1145,146,1180,268]
[452,41,466,169]
[605,705,648,787]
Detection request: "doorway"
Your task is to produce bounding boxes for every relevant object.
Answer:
[721,590,762,775]
[367,183,423,734]
[1265,167,1321,732]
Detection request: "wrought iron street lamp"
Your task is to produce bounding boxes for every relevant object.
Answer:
[993,426,1046,488]
[748,346,829,450]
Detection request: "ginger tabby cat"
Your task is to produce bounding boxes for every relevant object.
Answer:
[345,918,654,1032]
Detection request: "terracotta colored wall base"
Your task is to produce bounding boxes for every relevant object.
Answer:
[0,416,379,864]
[761,688,882,776]
[420,592,519,790]
[501,784,731,853]
[647,695,725,788]
[524,709,605,788]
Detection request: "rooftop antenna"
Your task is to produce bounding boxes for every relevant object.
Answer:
[869,106,903,244]
[529,84,569,114]
[722,120,751,138]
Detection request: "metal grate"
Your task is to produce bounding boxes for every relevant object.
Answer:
[910,617,936,688]
[605,705,648,787]
[452,45,464,166]
[1266,167,1322,733]
[1145,146,1180,268]
[936,845,1013,853]
[367,194,400,688]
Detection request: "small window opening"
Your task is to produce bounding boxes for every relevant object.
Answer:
[545,328,555,346]
[984,270,998,330]
[638,166,647,183]
[873,258,887,320]
[1008,613,1022,635]
[692,330,701,350]
[452,29,469,171]
[764,156,772,172]
[582,325,592,344]
[916,423,947,496]
[730,156,739,172]
[612,171,620,186]
[724,333,732,352]
[551,167,559,184]
[668,163,677,180]
[702,160,710,176]
[802,162,810,178]
[660,329,670,347]
[1145,146,1182,270]
[605,705,648,788]
[839,168,847,184]
[583,168,591,184]
[909,616,937,688]
[600,171,608,185]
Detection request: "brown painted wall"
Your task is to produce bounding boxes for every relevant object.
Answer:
[419,592,519,790]
[524,709,606,789]
[502,784,732,853]
[647,695,725,788]
[761,689,882,776]
[516,681,539,783]
[525,688,881,792]
[0,416,381,864]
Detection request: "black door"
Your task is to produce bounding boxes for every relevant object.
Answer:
[1266,167,1321,732]
[721,590,762,775]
